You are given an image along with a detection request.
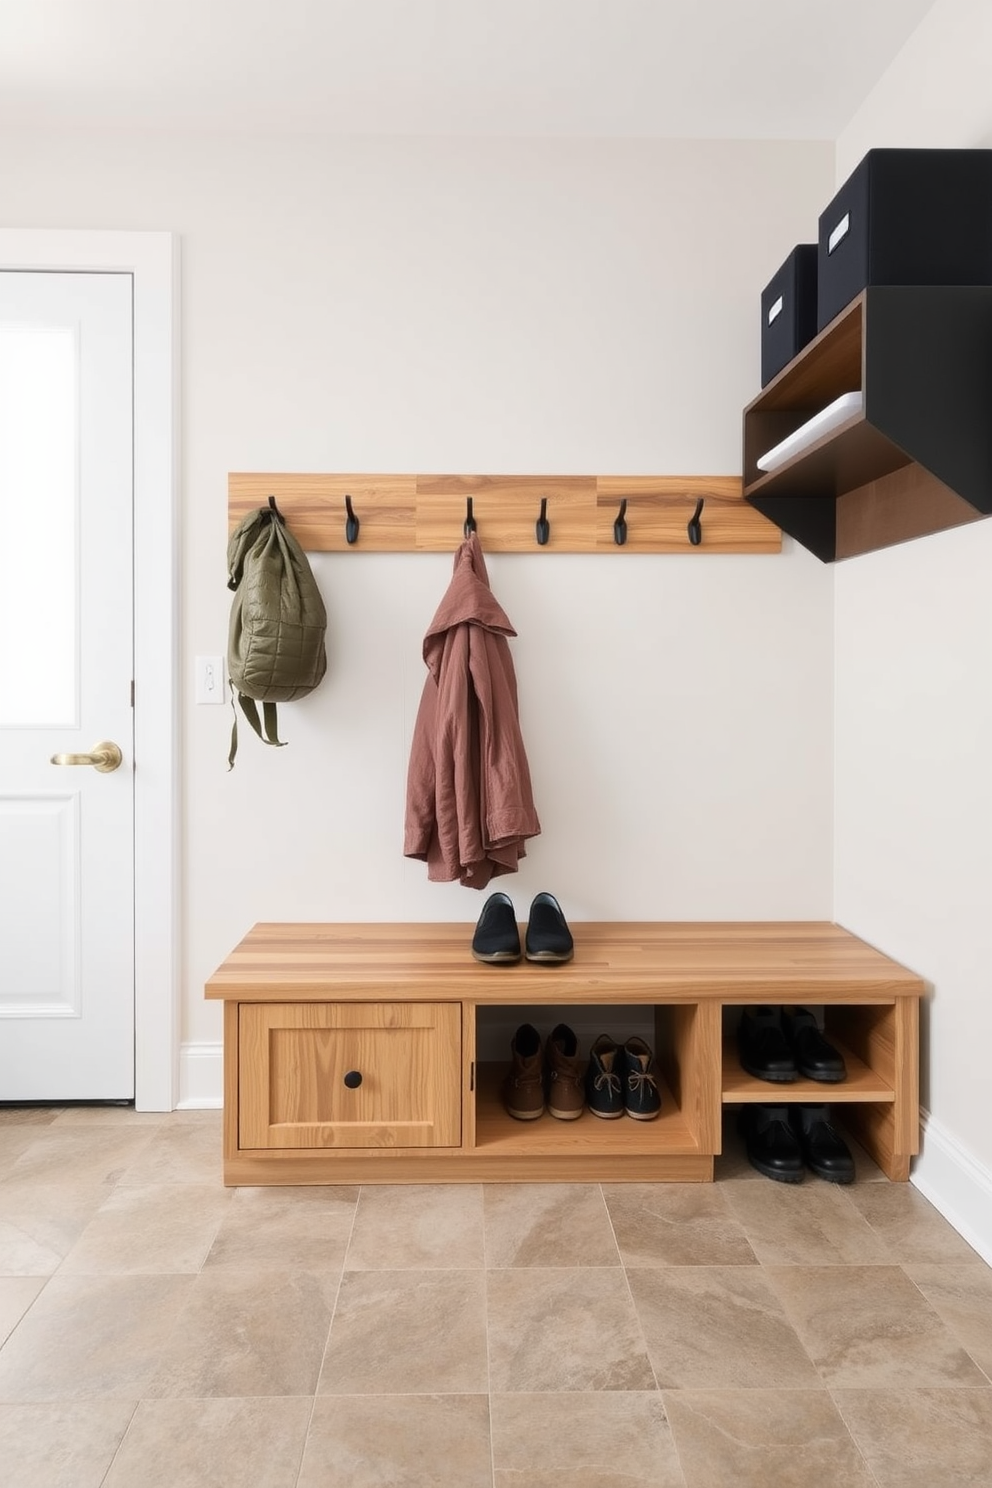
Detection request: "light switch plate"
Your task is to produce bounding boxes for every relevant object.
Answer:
[195,655,227,705]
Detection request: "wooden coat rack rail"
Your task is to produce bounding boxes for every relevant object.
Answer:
[228,473,781,554]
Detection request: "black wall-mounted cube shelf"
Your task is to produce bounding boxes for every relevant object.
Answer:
[743,286,992,562]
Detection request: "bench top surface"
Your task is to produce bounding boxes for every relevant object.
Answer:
[205,921,926,1003]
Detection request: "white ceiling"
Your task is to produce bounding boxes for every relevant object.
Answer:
[0,0,936,139]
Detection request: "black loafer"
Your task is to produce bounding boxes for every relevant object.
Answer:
[740,1103,804,1183]
[525,892,574,964]
[471,892,521,963]
[790,1104,855,1183]
[783,1008,847,1083]
[736,1006,797,1083]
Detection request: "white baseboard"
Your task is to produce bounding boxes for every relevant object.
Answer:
[912,1109,992,1267]
[176,1040,223,1108]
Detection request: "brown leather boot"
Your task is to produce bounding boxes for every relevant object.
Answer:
[502,1024,545,1120]
[546,1023,585,1120]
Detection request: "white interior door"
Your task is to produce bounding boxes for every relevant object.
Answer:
[0,270,134,1100]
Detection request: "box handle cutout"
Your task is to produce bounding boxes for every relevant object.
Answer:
[827,212,851,255]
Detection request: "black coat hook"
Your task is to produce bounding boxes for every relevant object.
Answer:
[535,497,550,546]
[267,495,286,524]
[613,498,628,547]
[344,495,360,545]
[464,497,477,537]
[688,498,705,546]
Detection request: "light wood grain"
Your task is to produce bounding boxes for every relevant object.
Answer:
[238,1001,461,1150]
[228,473,417,552]
[210,921,922,1187]
[206,921,926,1003]
[721,1037,895,1102]
[221,1150,714,1184]
[227,472,780,554]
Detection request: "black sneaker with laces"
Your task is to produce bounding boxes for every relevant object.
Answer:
[585,1034,624,1119]
[622,1037,661,1120]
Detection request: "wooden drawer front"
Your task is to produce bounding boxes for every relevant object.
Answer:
[238,1003,461,1150]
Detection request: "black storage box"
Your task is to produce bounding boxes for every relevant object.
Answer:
[817,147,992,331]
[760,244,818,386]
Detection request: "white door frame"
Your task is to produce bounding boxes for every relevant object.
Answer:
[0,229,179,1111]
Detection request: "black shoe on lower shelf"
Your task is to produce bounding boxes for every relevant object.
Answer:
[737,1006,797,1083]
[783,1008,847,1083]
[471,892,521,964]
[740,1104,805,1183]
[790,1104,855,1183]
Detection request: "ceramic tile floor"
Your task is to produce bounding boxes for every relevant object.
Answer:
[1,1106,991,1488]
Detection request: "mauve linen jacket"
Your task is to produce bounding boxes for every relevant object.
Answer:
[404,534,541,888]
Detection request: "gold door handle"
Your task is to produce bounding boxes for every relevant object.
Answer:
[50,740,123,774]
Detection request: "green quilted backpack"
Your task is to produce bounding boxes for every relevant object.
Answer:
[226,497,327,767]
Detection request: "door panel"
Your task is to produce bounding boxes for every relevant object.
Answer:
[0,271,134,1099]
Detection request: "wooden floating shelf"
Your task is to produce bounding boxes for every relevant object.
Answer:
[720,1037,895,1103]
[228,471,781,554]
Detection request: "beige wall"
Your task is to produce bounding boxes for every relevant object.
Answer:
[834,0,992,1248]
[0,130,835,1058]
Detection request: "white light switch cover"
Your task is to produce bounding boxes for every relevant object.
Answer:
[195,655,227,705]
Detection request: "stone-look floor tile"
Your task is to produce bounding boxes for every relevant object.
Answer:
[116,1121,223,1186]
[845,1184,982,1262]
[0,1401,136,1488]
[0,1181,111,1275]
[8,1129,158,1188]
[51,1106,168,1127]
[491,1391,686,1487]
[722,1178,888,1264]
[104,1396,312,1488]
[59,1183,231,1275]
[833,1388,992,1487]
[905,1263,992,1380]
[484,1184,620,1268]
[206,1184,357,1272]
[319,1270,488,1395]
[0,1107,64,1127]
[0,1127,51,1177]
[0,1276,45,1345]
[149,1270,338,1398]
[487,1267,655,1392]
[346,1184,484,1269]
[0,1274,192,1400]
[299,1394,493,1488]
[664,1389,876,1488]
[767,1264,988,1388]
[626,1266,819,1390]
[602,1183,757,1267]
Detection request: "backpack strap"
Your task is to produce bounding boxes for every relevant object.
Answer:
[227,690,286,770]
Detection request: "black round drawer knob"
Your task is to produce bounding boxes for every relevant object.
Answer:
[343,1070,363,1089]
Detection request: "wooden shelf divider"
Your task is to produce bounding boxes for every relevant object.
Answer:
[228,472,781,555]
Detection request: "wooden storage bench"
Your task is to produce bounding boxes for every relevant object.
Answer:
[205,921,924,1186]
